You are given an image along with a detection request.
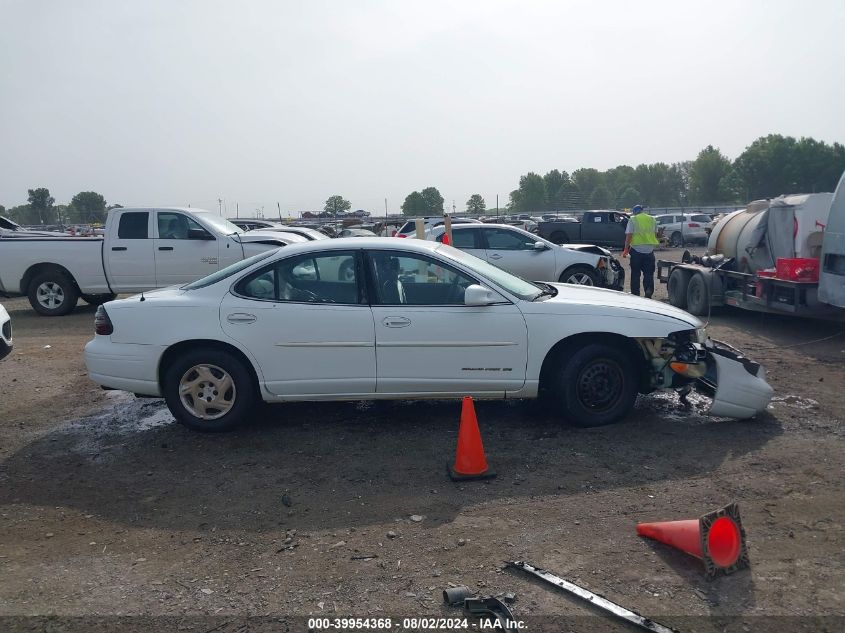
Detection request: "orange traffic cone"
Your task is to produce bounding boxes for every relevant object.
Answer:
[448,397,496,481]
[636,503,749,578]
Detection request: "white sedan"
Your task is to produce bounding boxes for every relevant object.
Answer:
[84,238,773,431]
[427,223,624,289]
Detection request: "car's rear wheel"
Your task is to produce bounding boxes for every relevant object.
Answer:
[28,270,79,316]
[560,265,600,286]
[554,343,638,427]
[163,349,255,432]
[670,232,684,247]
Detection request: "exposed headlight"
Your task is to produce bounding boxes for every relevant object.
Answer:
[693,327,708,344]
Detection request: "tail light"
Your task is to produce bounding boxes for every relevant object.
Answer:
[94,305,113,335]
[688,223,700,228]
[397,234,407,238]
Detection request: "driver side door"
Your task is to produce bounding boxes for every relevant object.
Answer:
[154,211,220,286]
[482,227,556,281]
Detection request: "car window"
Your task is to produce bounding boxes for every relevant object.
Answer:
[157,212,208,239]
[117,212,149,239]
[692,215,710,222]
[369,251,477,305]
[483,228,536,251]
[436,228,478,249]
[236,251,359,303]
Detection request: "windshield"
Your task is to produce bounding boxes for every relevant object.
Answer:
[193,213,243,235]
[436,244,541,300]
[183,250,275,290]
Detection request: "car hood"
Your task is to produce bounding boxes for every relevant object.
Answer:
[557,243,613,256]
[527,283,702,327]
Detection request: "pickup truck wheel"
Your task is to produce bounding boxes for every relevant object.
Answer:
[560,265,599,286]
[28,271,79,316]
[82,293,117,306]
[670,232,684,247]
[686,273,710,316]
[549,231,569,244]
[555,343,637,427]
[163,349,255,432]
[667,269,688,308]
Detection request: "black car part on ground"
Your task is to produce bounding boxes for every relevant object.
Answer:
[507,561,678,633]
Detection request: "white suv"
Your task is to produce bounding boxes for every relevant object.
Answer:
[655,213,712,247]
[0,303,12,360]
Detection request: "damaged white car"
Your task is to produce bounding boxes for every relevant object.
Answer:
[84,238,773,431]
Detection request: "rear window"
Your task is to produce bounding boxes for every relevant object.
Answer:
[692,215,711,222]
[397,221,415,234]
[117,212,148,239]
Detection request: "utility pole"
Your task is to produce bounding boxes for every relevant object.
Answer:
[277,202,283,222]
[384,198,388,216]
[218,198,223,215]
[236,203,239,218]
[452,200,456,214]
[496,194,499,219]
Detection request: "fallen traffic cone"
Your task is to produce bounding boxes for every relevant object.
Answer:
[636,503,749,579]
[448,397,496,481]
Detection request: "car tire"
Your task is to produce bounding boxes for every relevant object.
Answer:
[686,273,710,316]
[555,343,638,427]
[670,232,684,247]
[163,348,256,432]
[28,270,79,316]
[82,293,117,306]
[667,269,688,309]
[560,265,600,286]
[549,231,569,244]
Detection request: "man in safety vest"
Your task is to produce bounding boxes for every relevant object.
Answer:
[622,204,659,298]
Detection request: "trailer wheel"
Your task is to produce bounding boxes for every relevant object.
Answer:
[686,273,710,316]
[667,269,688,309]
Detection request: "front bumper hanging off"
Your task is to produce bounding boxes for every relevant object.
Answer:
[699,341,774,418]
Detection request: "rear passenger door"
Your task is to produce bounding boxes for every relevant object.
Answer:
[105,211,156,292]
[436,226,488,262]
[220,250,376,396]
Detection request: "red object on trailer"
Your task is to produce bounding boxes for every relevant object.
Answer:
[776,257,820,282]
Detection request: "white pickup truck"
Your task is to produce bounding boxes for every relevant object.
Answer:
[0,207,305,316]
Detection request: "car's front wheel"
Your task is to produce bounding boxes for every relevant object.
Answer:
[554,343,638,427]
[560,265,600,286]
[163,348,256,432]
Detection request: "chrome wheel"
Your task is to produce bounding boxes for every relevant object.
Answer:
[566,272,595,285]
[179,364,236,420]
[36,282,65,309]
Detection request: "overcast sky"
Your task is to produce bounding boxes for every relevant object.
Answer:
[2,0,843,216]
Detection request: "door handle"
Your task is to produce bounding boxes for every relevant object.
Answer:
[158,246,174,251]
[489,253,502,260]
[226,313,257,324]
[382,316,411,328]
[111,246,127,251]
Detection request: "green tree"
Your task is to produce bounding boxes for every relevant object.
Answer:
[588,185,613,208]
[27,187,56,224]
[466,194,486,214]
[689,145,733,205]
[401,191,427,216]
[617,186,641,209]
[324,195,351,216]
[420,187,444,214]
[514,172,545,213]
[571,168,603,205]
[542,169,573,210]
[71,191,107,223]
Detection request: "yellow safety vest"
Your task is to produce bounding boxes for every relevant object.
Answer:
[630,213,659,246]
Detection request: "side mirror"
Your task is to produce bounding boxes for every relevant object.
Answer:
[188,228,214,240]
[533,241,548,250]
[464,284,500,306]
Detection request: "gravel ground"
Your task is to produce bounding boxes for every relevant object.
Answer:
[1,246,843,632]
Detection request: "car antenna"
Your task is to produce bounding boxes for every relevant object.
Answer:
[140,291,145,302]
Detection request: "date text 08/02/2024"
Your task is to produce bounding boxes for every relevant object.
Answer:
[307,618,527,630]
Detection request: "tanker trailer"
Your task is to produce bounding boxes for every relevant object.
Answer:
[656,172,845,319]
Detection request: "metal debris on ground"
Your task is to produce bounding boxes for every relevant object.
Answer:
[507,561,678,633]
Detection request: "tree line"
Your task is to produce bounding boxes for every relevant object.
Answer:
[505,134,845,214]
[1,189,118,226]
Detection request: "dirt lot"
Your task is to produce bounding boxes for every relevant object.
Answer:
[1,246,843,632]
